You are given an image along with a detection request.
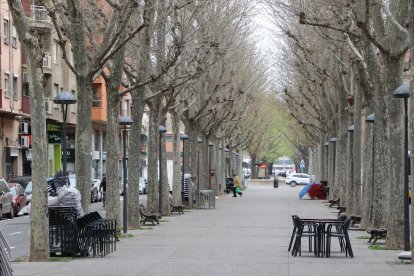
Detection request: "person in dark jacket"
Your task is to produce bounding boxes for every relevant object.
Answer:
[100,175,107,207]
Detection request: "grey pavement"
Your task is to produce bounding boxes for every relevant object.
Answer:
[12,182,414,276]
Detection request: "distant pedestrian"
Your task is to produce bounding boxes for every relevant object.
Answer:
[100,175,107,207]
[273,174,278,188]
[233,174,243,197]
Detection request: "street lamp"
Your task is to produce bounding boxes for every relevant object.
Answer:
[159,125,167,214]
[393,84,410,252]
[180,133,189,203]
[197,137,203,207]
[53,91,77,176]
[119,115,133,233]
[329,137,337,200]
[224,148,230,179]
[208,142,214,190]
[366,113,375,223]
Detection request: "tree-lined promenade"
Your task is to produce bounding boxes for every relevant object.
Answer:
[6,0,414,265]
[7,0,300,262]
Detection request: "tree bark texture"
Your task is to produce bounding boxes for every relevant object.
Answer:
[147,107,160,213]
[106,90,121,228]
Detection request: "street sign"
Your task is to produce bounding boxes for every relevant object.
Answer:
[299,159,305,169]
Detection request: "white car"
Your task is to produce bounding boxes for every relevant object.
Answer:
[285,173,311,187]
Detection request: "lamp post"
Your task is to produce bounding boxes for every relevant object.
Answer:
[347,125,355,215]
[159,125,167,213]
[180,133,189,203]
[329,137,337,200]
[393,84,410,252]
[197,137,203,207]
[224,148,230,179]
[366,113,375,223]
[53,91,77,176]
[208,142,214,190]
[119,115,133,233]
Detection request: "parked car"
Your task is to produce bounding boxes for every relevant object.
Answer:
[67,174,99,203]
[140,177,147,194]
[25,181,32,202]
[7,183,29,216]
[7,175,31,189]
[285,173,311,187]
[0,178,14,219]
[92,179,103,201]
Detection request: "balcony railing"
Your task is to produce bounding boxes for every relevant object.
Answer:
[29,5,50,23]
[92,99,102,108]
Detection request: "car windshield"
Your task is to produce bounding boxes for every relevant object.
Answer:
[9,186,16,196]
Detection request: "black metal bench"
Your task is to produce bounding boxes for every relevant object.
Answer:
[367,227,388,244]
[329,198,340,208]
[139,204,161,225]
[336,206,346,216]
[350,215,361,227]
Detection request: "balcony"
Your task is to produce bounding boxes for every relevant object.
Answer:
[43,52,52,75]
[27,5,52,30]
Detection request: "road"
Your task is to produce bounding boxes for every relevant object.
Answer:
[0,195,147,261]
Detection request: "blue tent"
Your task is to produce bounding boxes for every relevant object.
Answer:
[298,182,313,199]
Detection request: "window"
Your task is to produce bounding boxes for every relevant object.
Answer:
[3,18,9,44]
[4,73,9,96]
[12,24,17,48]
[23,83,29,96]
[12,76,18,99]
[52,40,58,64]
[53,84,59,107]
[126,99,130,116]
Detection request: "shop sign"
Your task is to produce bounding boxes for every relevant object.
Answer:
[48,131,62,143]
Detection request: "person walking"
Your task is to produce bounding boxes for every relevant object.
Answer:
[233,174,243,197]
[100,175,107,207]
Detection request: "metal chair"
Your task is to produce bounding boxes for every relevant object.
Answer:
[291,216,319,257]
[326,217,353,257]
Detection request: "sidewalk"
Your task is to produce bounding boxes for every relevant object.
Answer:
[13,183,414,276]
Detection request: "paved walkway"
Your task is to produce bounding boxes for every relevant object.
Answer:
[13,183,414,276]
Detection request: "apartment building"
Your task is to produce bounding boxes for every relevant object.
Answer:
[0,2,149,180]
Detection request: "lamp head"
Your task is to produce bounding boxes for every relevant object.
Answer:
[393,84,409,99]
[53,91,77,104]
[158,125,167,133]
[366,113,375,123]
[347,125,354,133]
[180,133,189,140]
[197,137,203,143]
[208,142,214,147]
[329,137,337,143]
[119,116,133,126]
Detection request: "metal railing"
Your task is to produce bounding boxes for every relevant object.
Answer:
[0,229,13,276]
[29,5,50,23]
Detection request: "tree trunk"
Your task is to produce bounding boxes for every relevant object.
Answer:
[75,76,92,213]
[106,89,121,228]
[384,57,405,249]
[147,106,160,213]
[171,112,183,204]
[250,152,257,179]
[351,65,363,217]
[128,91,144,228]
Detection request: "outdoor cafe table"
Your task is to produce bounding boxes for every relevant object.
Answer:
[301,218,342,257]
